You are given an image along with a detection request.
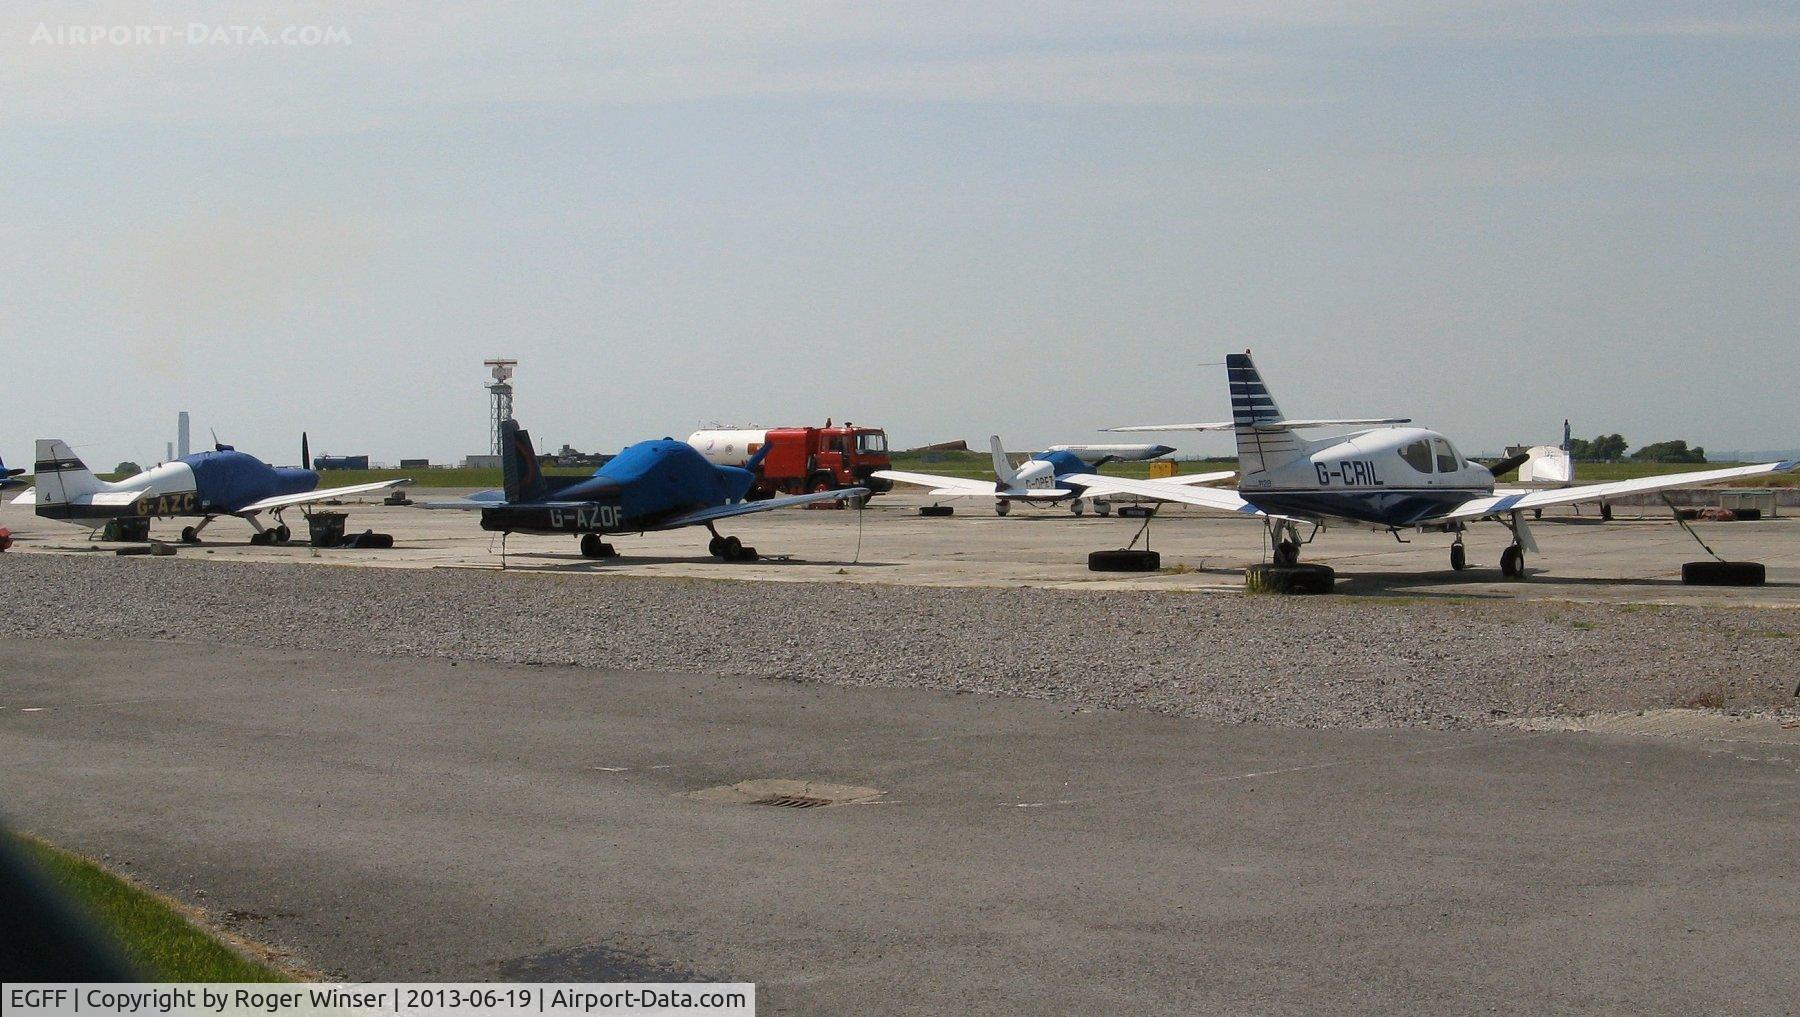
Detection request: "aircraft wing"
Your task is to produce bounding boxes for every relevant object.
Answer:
[1103,417,1409,432]
[236,479,412,515]
[11,488,35,505]
[1435,460,1799,523]
[651,487,869,530]
[418,490,508,510]
[1151,470,1237,487]
[872,470,999,496]
[1060,474,1266,516]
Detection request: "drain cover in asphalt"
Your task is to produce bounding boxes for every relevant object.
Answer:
[684,778,882,809]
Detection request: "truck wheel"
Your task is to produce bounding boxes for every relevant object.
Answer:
[1681,560,1764,586]
[809,474,834,494]
[1088,549,1160,572]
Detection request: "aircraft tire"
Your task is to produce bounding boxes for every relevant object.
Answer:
[1681,560,1764,586]
[580,533,605,558]
[720,535,743,560]
[1071,500,1085,516]
[1600,503,1613,522]
[1450,543,1467,571]
[919,505,954,517]
[1500,545,1524,579]
[274,524,291,544]
[1088,549,1160,572]
[995,501,1011,517]
[707,535,726,557]
[1095,501,1111,517]
[180,526,199,544]
[1245,563,1335,595]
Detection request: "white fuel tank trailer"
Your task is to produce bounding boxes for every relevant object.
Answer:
[687,429,771,468]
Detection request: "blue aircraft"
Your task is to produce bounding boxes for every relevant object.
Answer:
[437,419,867,560]
[0,454,23,494]
[1073,351,1799,578]
[23,435,410,543]
[874,435,1232,516]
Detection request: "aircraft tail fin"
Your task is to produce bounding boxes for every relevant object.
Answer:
[499,419,549,504]
[989,436,1019,488]
[1225,352,1305,478]
[33,439,105,505]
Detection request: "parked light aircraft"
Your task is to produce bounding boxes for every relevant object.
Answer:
[1069,352,1798,578]
[0,455,23,494]
[432,419,866,559]
[21,435,409,543]
[874,436,1233,516]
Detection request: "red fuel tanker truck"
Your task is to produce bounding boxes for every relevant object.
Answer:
[687,422,893,501]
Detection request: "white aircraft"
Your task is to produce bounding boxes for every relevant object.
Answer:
[874,436,1233,516]
[21,436,410,544]
[1068,352,1797,578]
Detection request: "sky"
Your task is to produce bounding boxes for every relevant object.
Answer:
[2,1,1796,470]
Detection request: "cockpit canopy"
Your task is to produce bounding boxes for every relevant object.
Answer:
[1397,436,1465,474]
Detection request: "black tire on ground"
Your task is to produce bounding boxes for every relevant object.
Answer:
[1734,508,1762,522]
[734,545,758,562]
[274,524,291,544]
[995,500,1011,516]
[249,531,270,546]
[720,535,743,560]
[1450,543,1467,571]
[707,535,726,557]
[1600,503,1613,522]
[1681,560,1765,586]
[580,533,604,558]
[180,526,199,544]
[1088,549,1161,572]
[1095,502,1111,517]
[919,505,955,517]
[1245,563,1335,594]
[1118,505,1156,519]
[1500,544,1524,579]
[1071,500,1085,516]
[344,531,394,549]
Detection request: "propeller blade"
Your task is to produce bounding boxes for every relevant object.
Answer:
[302,431,311,470]
[1484,451,1531,479]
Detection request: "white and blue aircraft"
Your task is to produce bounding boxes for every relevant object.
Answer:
[20,436,410,544]
[1068,352,1798,578]
[874,436,1233,516]
[0,454,24,494]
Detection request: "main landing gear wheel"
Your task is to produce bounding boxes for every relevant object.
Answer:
[995,500,1011,517]
[273,524,291,544]
[180,526,200,545]
[1246,563,1335,595]
[1273,541,1301,567]
[919,505,954,517]
[1095,501,1112,517]
[1450,543,1467,571]
[1681,560,1765,586]
[579,533,617,559]
[1500,544,1525,579]
[709,534,756,561]
[1070,500,1086,516]
[1088,549,1160,572]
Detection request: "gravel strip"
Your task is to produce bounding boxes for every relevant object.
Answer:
[2,555,1795,728]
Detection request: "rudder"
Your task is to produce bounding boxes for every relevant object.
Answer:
[1225,352,1303,479]
[499,420,549,503]
[33,439,104,505]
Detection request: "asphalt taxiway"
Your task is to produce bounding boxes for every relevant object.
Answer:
[3,640,1795,1014]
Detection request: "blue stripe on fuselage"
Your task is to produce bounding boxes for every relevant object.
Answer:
[1244,488,1487,526]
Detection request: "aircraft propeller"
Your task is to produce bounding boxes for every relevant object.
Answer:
[302,432,311,471]
[1482,451,1532,479]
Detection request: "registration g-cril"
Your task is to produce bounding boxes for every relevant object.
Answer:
[1073,351,1799,579]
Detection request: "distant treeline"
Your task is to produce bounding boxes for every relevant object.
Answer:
[1569,434,1706,464]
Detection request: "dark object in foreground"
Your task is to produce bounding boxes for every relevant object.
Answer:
[0,827,137,980]
[1681,561,1765,586]
[919,505,955,517]
[1246,562,1336,594]
[1089,549,1160,572]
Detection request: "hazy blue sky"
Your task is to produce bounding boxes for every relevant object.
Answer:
[3,2,1795,469]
